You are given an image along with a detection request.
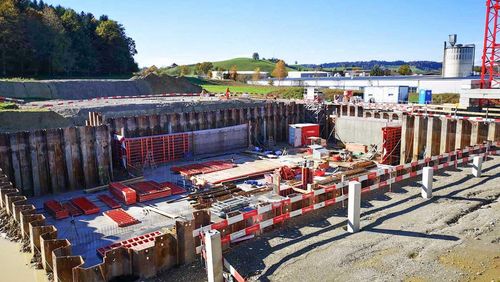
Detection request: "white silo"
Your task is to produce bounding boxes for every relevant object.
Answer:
[442,34,475,78]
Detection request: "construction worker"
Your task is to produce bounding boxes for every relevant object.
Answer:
[225,87,230,100]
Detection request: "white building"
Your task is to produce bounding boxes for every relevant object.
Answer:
[287,71,331,79]
[211,70,268,80]
[249,75,480,94]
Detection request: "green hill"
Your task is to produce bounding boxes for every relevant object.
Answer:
[161,57,294,76]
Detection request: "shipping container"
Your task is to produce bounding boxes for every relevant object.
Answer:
[288,123,320,147]
[364,86,409,104]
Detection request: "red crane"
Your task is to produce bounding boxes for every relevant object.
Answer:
[480,0,500,89]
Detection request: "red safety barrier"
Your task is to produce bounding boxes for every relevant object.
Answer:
[43,200,69,220]
[104,208,140,227]
[71,197,100,215]
[129,181,172,202]
[381,126,402,165]
[109,182,137,205]
[98,194,121,209]
[171,160,236,176]
[97,231,162,257]
[124,133,190,167]
[62,202,83,217]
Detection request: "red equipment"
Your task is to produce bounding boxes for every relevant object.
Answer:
[62,202,83,217]
[279,166,296,180]
[97,231,162,257]
[129,181,172,202]
[71,197,100,215]
[109,182,137,205]
[381,126,402,165]
[104,208,140,227]
[481,0,500,89]
[98,194,121,209]
[44,200,69,220]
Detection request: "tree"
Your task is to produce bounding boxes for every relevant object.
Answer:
[96,19,137,74]
[0,0,21,76]
[252,52,259,60]
[195,62,213,76]
[398,64,412,75]
[252,67,261,81]
[179,65,189,76]
[370,65,384,76]
[42,6,74,75]
[229,65,238,80]
[272,60,288,80]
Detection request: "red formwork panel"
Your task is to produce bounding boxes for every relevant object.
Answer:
[129,181,171,202]
[109,182,137,205]
[124,133,190,167]
[381,126,402,165]
[44,200,69,220]
[62,202,83,217]
[71,197,100,215]
[170,160,236,176]
[98,194,121,209]
[158,181,186,195]
[104,208,140,227]
[96,231,162,257]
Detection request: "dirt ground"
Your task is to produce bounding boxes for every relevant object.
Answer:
[216,156,500,282]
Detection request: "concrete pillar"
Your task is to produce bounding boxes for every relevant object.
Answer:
[205,230,223,282]
[472,156,482,178]
[347,181,361,233]
[421,167,433,199]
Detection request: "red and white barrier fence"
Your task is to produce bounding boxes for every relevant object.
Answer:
[193,141,499,253]
[0,96,24,104]
[29,93,203,108]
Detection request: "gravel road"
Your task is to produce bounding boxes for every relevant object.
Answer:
[222,156,500,282]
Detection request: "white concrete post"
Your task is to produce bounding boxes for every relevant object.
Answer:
[472,156,483,178]
[205,230,223,282]
[422,167,433,199]
[347,181,361,233]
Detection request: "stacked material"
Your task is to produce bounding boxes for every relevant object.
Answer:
[62,202,82,216]
[129,181,172,202]
[104,208,140,227]
[97,231,162,257]
[109,182,137,205]
[98,194,121,209]
[43,200,69,220]
[158,181,186,195]
[71,197,100,215]
[171,160,236,177]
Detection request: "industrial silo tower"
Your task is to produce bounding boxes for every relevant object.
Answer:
[442,34,475,78]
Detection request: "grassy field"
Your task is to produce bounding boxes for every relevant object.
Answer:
[163,57,296,76]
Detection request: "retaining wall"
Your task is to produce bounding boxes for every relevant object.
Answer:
[0,125,113,196]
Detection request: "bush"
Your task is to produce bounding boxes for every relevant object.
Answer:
[0,102,19,110]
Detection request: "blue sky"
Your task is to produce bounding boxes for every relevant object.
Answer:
[44,0,484,67]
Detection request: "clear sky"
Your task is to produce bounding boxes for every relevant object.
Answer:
[44,0,484,67]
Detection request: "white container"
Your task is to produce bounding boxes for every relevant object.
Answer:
[364,86,409,103]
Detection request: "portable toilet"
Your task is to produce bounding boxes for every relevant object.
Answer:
[418,89,432,104]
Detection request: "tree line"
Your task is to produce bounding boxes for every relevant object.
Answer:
[0,0,138,78]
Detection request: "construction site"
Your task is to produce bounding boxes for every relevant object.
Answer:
[1,1,500,282]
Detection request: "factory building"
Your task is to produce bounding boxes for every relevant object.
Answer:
[287,71,331,78]
[442,34,475,78]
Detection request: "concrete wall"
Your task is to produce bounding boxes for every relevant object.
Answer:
[192,124,248,155]
[336,117,401,147]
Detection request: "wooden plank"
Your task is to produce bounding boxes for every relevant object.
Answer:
[488,122,498,142]
[95,125,111,186]
[0,133,13,183]
[470,121,480,146]
[9,133,22,189]
[28,133,40,196]
[36,130,51,195]
[17,132,33,196]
